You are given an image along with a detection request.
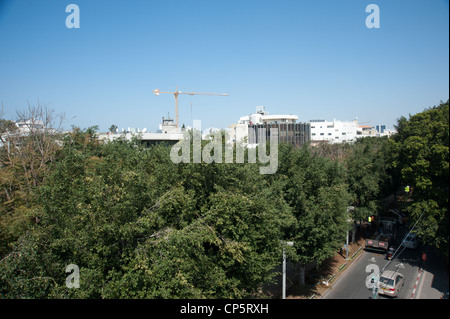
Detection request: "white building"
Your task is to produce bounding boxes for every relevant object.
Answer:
[98,117,183,146]
[229,106,302,145]
[308,119,396,145]
[238,106,298,126]
[0,119,59,149]
[309,119,360,144]
[15,119,46,133]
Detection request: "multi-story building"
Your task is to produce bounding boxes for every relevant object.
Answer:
[308,119,360,145]
[98,116,183,146]
[230,106,310,147]
[308,119,396,145]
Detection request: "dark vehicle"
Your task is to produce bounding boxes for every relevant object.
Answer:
[365,217,397,253]
[386,246,395,260]
[365,232,394,252]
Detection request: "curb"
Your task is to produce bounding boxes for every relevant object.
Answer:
[310,245,365,299]
[328,245,364,284]
[410,268,423,299]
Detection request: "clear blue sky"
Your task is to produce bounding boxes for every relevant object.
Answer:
[0,0,448,132]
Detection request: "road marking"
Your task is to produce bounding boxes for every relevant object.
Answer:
[411,268,423,299]
[415,269,426,299]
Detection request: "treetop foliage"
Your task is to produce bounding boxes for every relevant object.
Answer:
[1,100,448,298]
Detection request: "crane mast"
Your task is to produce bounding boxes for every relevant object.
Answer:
[153,86,228,128]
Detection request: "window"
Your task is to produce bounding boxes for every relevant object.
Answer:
[312,133,316,136]
[328,133,332,135]
[320,133,324,136]
[379,277,394,286]
[342,132,346,135]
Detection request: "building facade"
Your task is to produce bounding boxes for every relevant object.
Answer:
[308,119,360,145]
[308,119,396,145]
[231,106,310,147]
[248,123,310,147]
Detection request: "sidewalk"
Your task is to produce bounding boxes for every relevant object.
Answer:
[414,249,449,299]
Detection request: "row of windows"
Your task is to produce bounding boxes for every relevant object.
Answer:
[312,132,349,136]
[248,123,310,147]
[311,125,334,129]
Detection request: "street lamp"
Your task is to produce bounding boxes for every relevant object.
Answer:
[282,241,294,299]
[346,206,355,260]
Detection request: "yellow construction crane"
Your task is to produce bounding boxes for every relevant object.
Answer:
[153,86,228,128]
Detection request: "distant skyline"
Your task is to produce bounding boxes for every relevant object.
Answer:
[1,0,448,132]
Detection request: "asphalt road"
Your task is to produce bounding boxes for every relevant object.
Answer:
[322,227,424,299]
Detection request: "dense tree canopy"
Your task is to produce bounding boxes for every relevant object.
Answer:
[275,144,351,285]
[390,100,449,259]
[1,129,295,298]
[1,100,448,298]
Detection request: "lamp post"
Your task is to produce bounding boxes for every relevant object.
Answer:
[346,206,355,260]
[282,241,294,299]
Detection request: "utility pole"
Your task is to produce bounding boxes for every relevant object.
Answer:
[153,87,228,128]
[346,230,349,260]
[282,241,294,299]
[346,206,354,260]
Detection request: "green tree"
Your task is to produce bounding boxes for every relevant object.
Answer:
[109,124,118,133]
[276,144,350,285]
[391,100,449,260]
[1,130,295,298]
[344,137,391,225]
[0,105,64,257]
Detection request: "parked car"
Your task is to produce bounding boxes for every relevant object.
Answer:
[402,233,419,249]
[378,270,405,298]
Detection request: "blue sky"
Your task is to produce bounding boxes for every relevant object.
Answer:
[0,0,448,132]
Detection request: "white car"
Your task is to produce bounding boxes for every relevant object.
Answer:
[402,233,419,249]
[378,270,405,298]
